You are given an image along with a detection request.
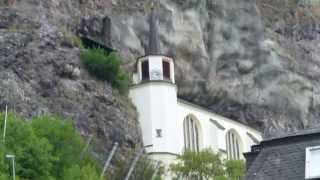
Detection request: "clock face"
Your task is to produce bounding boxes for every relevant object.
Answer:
[150,69,162,80]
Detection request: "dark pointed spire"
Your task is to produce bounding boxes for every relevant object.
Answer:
[146,3,160,55]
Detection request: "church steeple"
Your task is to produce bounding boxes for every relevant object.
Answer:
[132,1,175,84]
[146,4,160,55]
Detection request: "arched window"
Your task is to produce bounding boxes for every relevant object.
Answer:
[226,130,242,160]
[183,115,200,152]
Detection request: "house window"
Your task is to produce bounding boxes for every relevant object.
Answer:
[306,146,320,179]
[226,130,242,160]
[141,60,149,80]
[183,115,200,152]
[162,60,170,80]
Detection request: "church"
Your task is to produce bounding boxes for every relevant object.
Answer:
[128,7,262,170]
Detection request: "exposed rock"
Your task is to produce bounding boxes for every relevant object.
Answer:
[237,60,255,74]
[0,3,142,162]
[0,0,319,151]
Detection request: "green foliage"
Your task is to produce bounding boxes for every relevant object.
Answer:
[130,157,164,180]
[0,113,100,180]
[31,115,100,179]
[2,114,54,180]
[170,148,246,180]
[171,148,225,180]
[63,164,100,180]
[80,48,130,95]
[225,160,246,180]
[106,153,164,180]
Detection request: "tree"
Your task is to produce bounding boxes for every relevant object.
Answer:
[225,160,246,180]
[3,114,54,180]
[170,149,225,180]
[31,115,90,179]
[0,113,101,180]
[170,148,246,180]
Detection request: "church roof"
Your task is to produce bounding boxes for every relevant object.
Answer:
[146,6,160,55]
[177,98,261,133]
[245,127,320,156]
[263,127,320,143]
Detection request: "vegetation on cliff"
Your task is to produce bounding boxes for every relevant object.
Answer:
[80,48,130,95]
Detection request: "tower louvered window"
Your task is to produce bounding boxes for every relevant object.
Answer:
[162,60,170,80]
[141,60,149,80]
[183,115,200,152]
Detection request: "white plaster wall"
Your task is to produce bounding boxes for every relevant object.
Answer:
[129,83,153,146]
[130,85,262,157]
[129,82,181,154]
[130,80,262,175]
[177,100,262,157]
[148,56,164,80]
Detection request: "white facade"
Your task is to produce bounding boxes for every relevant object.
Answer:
[129,54,263,169]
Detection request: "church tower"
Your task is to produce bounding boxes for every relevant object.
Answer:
[132,6,175,84]
[129,5,181,160]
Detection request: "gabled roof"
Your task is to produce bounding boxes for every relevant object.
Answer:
[262,128,320,144]
[177,98,262,134]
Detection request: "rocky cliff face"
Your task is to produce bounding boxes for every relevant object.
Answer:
[0,0,142,161]
[108,0,320,138]
[0,0,319,152]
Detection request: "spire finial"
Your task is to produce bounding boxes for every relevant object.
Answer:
[146,0,160,55]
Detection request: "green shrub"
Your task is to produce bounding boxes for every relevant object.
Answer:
[80,48,130,95]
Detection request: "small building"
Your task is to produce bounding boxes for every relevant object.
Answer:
[245,129,320,180]
[128,6,262,175]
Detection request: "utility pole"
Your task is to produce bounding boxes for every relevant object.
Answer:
[100,142,119,179]
[3,105,8,143]
[6,154,15,180]
[124,145,153,180]
[151,161,161,180]
[80,135,93,160]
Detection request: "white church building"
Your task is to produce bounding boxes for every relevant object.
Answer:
[129,7,262,169]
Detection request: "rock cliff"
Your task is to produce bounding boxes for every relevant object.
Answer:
[108,0,320,138]
[0,0,142,161]
[0,0,319,157]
